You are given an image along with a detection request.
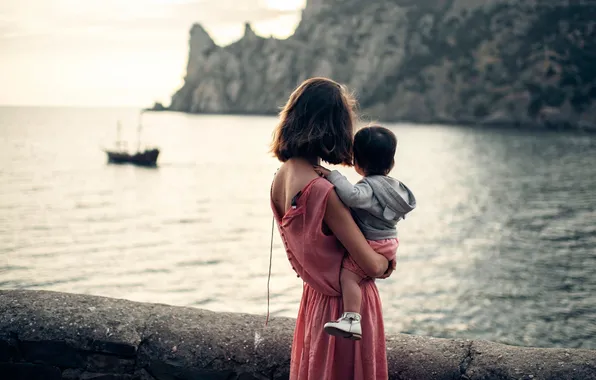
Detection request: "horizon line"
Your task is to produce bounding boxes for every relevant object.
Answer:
[0,104,152,109]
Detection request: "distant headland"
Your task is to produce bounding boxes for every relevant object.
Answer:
[156,0,595,131]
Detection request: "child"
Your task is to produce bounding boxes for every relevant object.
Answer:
[314,125,416,340]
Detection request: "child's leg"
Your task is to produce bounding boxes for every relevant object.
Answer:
[340,268,363,313]
[324,263,364,340]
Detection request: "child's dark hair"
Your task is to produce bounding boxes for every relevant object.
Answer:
[353,126,397,176]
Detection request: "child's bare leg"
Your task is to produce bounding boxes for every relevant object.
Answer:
[340,268,362,313]
[324,268,363,340]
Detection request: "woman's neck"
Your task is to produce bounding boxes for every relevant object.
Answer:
[308,157,321,166]
[292,156,320,166]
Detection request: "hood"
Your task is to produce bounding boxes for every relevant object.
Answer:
[364,176,416,221]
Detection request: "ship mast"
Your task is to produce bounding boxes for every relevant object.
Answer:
[137,111,143,153]
[116,120,122,150]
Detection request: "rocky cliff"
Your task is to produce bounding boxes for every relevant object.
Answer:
[169,0,596,130]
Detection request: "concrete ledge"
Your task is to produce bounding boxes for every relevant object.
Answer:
[0,290,594,380]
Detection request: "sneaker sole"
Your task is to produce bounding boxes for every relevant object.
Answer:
[324,325,362,341]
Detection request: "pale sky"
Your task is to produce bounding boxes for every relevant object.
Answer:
[0,0,306,107]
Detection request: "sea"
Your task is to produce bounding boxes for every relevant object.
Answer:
[1,106,595,349]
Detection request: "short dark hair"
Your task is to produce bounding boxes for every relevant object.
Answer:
[353,126,397,176]
[271,77,356,165]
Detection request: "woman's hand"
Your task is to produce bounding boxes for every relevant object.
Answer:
[313,165,331,178]
[377,259,396,279]
[324,192,389,278]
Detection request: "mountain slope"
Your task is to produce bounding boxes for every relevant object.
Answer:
[169,0,596,130]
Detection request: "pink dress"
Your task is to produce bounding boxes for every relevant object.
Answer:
[343,239,398,280]
[271,177,388,380]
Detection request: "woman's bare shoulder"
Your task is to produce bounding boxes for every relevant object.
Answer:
[274,162,321,192]
[272,162,324,213]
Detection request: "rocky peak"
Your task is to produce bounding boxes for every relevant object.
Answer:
[189,23,216,52]
[169,1,596,130]
[243,22,257,40]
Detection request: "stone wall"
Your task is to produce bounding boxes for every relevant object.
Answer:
[1,290,595,380]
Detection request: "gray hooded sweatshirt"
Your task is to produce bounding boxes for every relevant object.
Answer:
[327,170,416,240]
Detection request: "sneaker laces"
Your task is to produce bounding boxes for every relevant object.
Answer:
[342,312,361,322]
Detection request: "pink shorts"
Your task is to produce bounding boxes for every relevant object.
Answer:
[343,238,398,279]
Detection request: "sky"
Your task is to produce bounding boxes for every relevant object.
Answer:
[0,0,306,107]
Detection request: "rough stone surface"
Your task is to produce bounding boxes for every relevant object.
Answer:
[168,0,596,131]
[1,290,595,380]
[464,340,596,380]
[0,289,143,355]
[386,334,470,379]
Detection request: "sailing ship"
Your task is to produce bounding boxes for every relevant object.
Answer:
[104,111,160,167]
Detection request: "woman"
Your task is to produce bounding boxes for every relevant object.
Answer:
[270,77,395,380]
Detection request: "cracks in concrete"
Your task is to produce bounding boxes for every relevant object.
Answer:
[458,340,474,380]
[134,306,156,374]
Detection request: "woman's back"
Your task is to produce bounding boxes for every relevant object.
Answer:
[269,77,390,380]
[271,160,319,220]
[271,162,389,380]
[271,162,343,297]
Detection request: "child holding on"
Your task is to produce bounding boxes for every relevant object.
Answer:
[315,125,416,340]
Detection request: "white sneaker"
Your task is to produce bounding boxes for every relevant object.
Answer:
[324,312,362,340]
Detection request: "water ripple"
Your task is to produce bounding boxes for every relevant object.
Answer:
[0,108,594,349]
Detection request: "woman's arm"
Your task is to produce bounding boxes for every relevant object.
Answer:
[324,190,390,278]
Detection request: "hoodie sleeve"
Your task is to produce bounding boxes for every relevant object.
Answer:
[326,170,375,209]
